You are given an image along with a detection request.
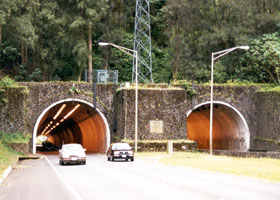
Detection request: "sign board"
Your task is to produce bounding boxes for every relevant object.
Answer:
[150,120,163,134]
[84,69,118,83]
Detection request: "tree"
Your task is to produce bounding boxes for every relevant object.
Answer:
[1,0,280,84]
[239,33,280,84]
[0,0,18,50]
[70,0,109,82]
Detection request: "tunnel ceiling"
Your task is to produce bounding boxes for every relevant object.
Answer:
[187,103,249,151]
[37,102,98,135]
[37,101,107,153]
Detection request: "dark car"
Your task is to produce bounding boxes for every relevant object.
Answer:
[107,143,134,162]
[42,141,55,151]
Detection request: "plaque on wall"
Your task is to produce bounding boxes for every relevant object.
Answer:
[150,120,163,134]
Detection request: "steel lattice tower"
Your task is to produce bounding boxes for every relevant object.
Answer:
[133,0,154,83]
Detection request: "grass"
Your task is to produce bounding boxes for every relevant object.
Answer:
[258,85,280,92]
[0,132,31,144]
[0,132,30,175]
[136,152,280,182]
[0,141,22,174]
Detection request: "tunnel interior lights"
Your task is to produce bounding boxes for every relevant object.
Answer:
[41,104,80,136]
[53,104,66,120]
[64,104,81,120]
[41,120,53,135]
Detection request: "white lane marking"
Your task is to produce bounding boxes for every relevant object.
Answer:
[44,155,83,200]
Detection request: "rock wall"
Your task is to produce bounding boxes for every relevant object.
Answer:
[193,85,261,150]
[1,83,280,153]
[19,82,116,137]
[1,83,116,152]
[0,87,29,134]
[116,88,188,141]
[252,92,280,151]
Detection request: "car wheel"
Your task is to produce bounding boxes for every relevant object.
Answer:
[131,158,134,162]
[125,159,128,162]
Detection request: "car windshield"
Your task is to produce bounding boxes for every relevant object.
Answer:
[63,144,83,151]
[113,143,131,150]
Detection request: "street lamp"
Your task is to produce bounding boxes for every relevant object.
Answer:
[209,46,249,155]
[98,42,139,153]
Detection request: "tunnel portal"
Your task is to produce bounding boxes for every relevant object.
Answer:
[187,102,250,151]
[33,99,110,154]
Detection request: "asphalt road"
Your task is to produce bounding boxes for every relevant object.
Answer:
[0,153,280,200]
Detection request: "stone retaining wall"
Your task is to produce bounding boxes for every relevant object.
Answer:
[116,88,188,141]
[251,92,280,151]
[7,143,29,154]
[1,83,280,153]
[0,87,29,134]
[124,140,197,152]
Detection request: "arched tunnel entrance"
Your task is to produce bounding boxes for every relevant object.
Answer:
[33,98,110,154]
[187,102,250,151]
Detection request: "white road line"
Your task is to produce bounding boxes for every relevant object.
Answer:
[44,155,83,200]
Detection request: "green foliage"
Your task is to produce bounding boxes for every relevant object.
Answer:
[15,65,42,82]
[0,132,31,144]
[99,31,135,82]
[171,80,197,96]
[1,0,280,84]
[239,33,280,84]
[0,131,27,173]
[0,140,21,172]
[160,0,280,83]
[113,136,121,143]
[0,76,18,87]
[258,85,280,93]
[151,45,172,83]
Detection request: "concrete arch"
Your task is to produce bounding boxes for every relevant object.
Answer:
[187,101,250,151]
[32,98,110,154]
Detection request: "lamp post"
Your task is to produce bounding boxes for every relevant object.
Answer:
[209,46,249,155]
[98,42,138,153]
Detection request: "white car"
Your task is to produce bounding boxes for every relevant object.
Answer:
[59,144,86,165]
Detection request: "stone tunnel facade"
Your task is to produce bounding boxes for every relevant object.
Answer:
[0,83,279,153]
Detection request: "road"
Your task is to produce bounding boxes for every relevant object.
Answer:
[0,153,280,200]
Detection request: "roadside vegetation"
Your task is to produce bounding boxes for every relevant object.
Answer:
[1,1,280,85]
[0,132,30,175]
[0,140,20,174]
[136,152,280,182]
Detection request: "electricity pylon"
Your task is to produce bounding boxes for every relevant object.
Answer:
[133,0,154,83]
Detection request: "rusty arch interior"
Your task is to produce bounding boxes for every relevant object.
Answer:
[187,102,250,151]
[33,99,110,154]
